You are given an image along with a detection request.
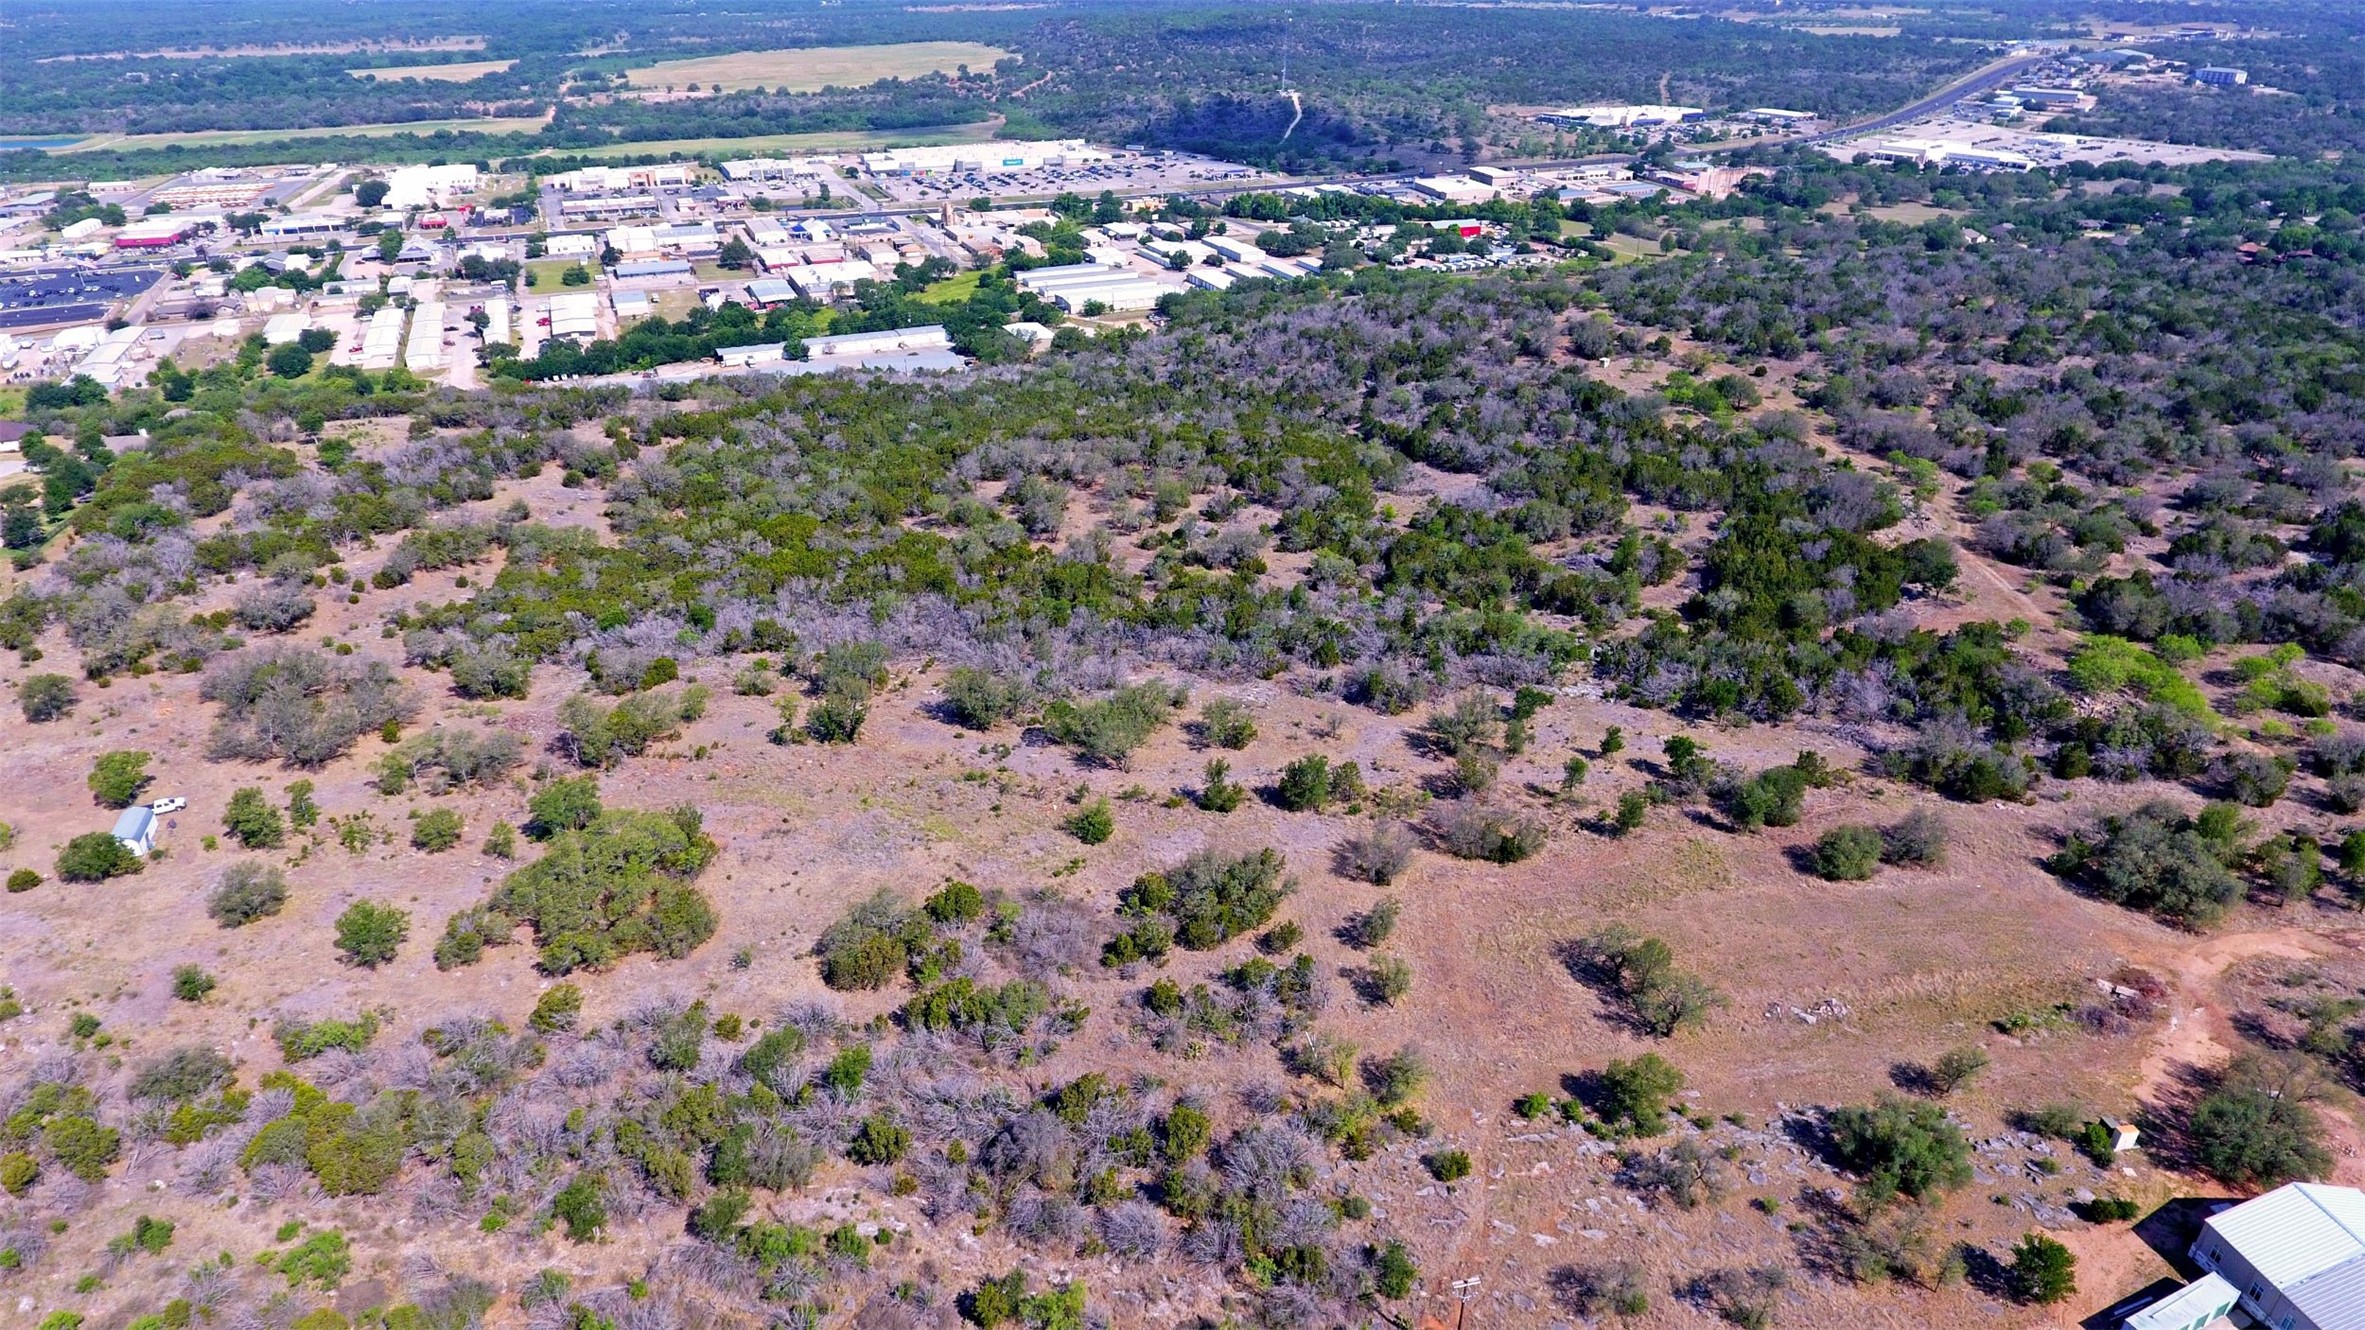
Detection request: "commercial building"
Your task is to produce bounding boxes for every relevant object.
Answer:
[745,278,800,307]
[544,234,599,259]
[858,139,1111,176]
[2144,1182,2365,1330]
[786,260,880,301]
[58,218,104,242]
[548,164,697,194]
[546,292,600,340]
[1411,176,1499,206]
[1537,104,1704,129]
[1736,108,1818,125]
[611,290,652,321]
[613,259,694,280]
[483,299,510,347]
[114,218,194,249]
[715,342,789,368]
[383,164,479,210]
[720,158,831,182]
[358,306,407,370]
[560,195,659,221]
[803,325,952,359]
[2009,86,2094,111]
[404,301,446,370]
[262,214,346,239]
[2195,66,2249,86]
[261,313,310,345]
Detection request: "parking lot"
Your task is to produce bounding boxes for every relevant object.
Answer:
[863,150,1279,204]
[0,266,166,330]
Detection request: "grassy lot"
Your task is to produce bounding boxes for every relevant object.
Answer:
[348,59,517,82]
[622,42,1013,93]
[61,116,549,152]
[526,259,594,290]
[915,270,981,305]
[545,121,1001,162]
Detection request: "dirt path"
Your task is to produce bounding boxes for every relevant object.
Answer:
[2064,928,2339,1319]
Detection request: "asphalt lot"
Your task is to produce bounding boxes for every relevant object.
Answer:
[0,265,167,330]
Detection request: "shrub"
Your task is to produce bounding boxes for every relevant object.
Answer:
[1197,759,1245,812]
[0,1152,34,1195]
[1374,1240,1418,1299]
[276,1015,378,1060]
[1118,847,1292,949]
[848,1115,912,1166]
[20,673,75,722]
[44,1114,120,1180]
[171,965,216,1002]
[222,787,285,849]
[57,832,141,882]
[130,1047,233,1102]
[530,983,584,1034]
[2217,751,2292,808]
[1041,680,1187,766]
[1343,898,1400,949]
[6,868,38,893]
[1065,798,1114,845]
[87,751,152,808]
[1826,1096,1974,1205]
[1335,822,1415,885]
[377,728,521,794]
[2008,1233,2076,1305]
[925,880,986,923]
[941,667,1032,730]
[1812,825,1884,881]
[1717,764,1810,830]
[1927,1046,1989,1094]
[1425,1149,1472,1182]
[1613,790,1648,834]
[559,687,710,766]
[1198,698,1257,749]
[525,776,602,839]
[205,865,289,934]
[482,821,516,858]
[410,808,463,853]
[806,687,868,744]
[1881,808,1948,867]
[1361,954,1413,1005]
[1434,800,1547,863]
[1274,754,1342,815]
[1597,1052,1685,1135]
[817,890,926,990]
[739,1025,806,1092]
[201,648,412,768]
[1364,1045,1429,1106]
[333,900,409,968]
[464,807,716,973]
[1573,926,1724,1037]
[2050,802,2242,929]
[276,1230,350,1288]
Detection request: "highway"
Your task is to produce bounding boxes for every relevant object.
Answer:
[1797,52,2055,144]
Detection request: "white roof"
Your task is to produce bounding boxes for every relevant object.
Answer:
[2203,1183,2365,1287]
[2122,1272,2235,1330]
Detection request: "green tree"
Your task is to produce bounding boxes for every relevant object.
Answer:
[355,179,390,208]
[223,787,286,849]
[2008,1233,2076,1305]
[1596,1052,1685,1135]
[334,900,410,968]
[410,808,463,853]
[525,776,601,840]
[87,751,153,808]
[20,674,75,722]
[2187,1053,2334,1187]
[266,343,314,379]
[57,832,141,882]
[1826,1097,1974,1205]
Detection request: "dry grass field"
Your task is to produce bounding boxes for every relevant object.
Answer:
[620,41,1015,93]
[346,59,517,83]
[5,401,2360,1329]
[58,114,550,152]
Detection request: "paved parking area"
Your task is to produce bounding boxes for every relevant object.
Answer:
[864,151,1277,204]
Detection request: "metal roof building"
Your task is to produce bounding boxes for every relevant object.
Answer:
[2185,1183,2365,1330]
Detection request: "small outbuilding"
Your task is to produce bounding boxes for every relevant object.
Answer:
[112,805,156,857]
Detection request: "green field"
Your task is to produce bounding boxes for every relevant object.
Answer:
[545,120,1001,161]
[622,42,1013,94]
[61,115,550,153]
[915,271,981,305]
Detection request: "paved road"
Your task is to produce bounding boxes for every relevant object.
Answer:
[1798,52,2055,144]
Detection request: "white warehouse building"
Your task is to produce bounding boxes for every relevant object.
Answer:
[859,139,1111,176]
[2124,1183,2365,1330]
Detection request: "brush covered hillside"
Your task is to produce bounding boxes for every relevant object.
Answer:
[9,152,2365,1330]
